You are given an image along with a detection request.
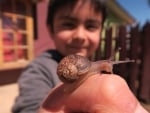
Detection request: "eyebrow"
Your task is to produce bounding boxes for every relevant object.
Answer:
[59,15,102,25]
[59,15,77,22]
[86,19,102,25]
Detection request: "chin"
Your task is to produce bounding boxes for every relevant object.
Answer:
[67,49,90,57]
[74,52,88,57]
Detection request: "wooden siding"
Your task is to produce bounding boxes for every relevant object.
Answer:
[94,22,150,103]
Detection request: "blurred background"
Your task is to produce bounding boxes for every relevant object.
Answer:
[0,0,150,113]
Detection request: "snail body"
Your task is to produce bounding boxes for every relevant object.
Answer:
[57,54,134,83]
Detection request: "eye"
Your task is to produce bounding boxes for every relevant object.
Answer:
[86,23,101,31]
[61,21,76,29]
[85,20,102,31]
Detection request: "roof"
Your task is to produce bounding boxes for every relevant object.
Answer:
[106,0,136,25]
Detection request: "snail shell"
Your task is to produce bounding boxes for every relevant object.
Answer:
[57,54,91,83]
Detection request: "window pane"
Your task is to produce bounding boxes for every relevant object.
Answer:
[17,33,27,45]
[2,15,13,29]
[17,49,28,60]
[3,32,15,62]
[4,48,16,62]
[3,32,14,46]
[16,18,26,30]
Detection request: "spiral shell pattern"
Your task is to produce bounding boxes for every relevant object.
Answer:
[57,54,91,83]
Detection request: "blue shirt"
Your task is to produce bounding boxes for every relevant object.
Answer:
[12,50,63,113]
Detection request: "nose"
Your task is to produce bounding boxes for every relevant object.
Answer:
[72,26,86,42]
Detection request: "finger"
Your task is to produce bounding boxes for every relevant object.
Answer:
[41,74,145,113]
[41,74,103,112]
[62,74,140,113]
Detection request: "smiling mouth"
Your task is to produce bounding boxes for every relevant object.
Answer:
[67,47,83,53]
[68,46,86,50]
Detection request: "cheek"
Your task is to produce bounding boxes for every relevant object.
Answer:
[53,32,70,44]
[53,32,72,54]
[52,34,65,50]
[55,31,73,41]
[89,33,101,49]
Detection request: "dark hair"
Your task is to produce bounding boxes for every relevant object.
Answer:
[47,0,107,31]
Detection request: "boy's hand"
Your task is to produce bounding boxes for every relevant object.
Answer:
[39,74,148,113]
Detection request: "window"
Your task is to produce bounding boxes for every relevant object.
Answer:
[0,0,34,70]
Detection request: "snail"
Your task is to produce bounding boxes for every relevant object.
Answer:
[57,54,134,83]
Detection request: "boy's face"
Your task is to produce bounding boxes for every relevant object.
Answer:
[50,1,103,57]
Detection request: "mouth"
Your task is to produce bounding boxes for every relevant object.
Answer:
[67,45,87,53]
[68,45,86,50]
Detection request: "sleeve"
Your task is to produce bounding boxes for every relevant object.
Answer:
[12,57,60,113]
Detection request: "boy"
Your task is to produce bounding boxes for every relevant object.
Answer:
[13,0,148,113]
[12,0,106,112]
